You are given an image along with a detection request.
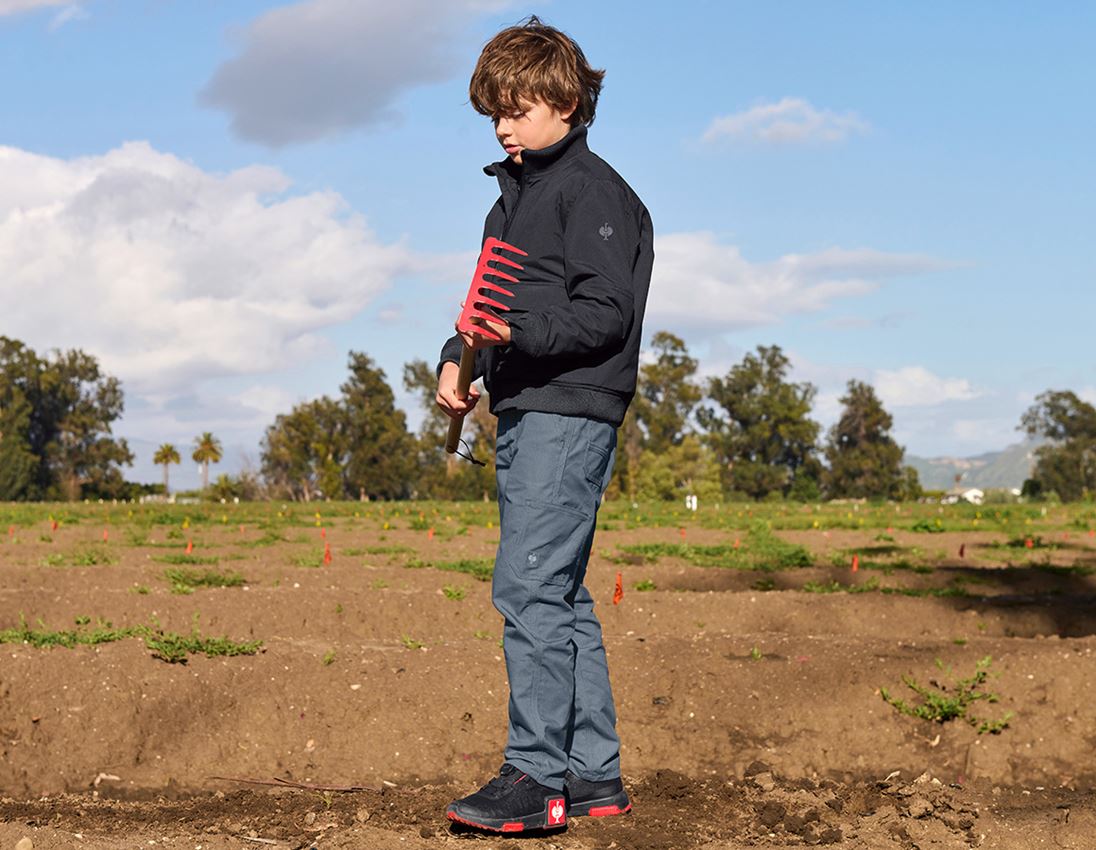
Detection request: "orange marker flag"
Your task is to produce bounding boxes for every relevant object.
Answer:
[185,539,193,554]
[323,541,332,565]
[102,528,109,543]
[428,528,435,540]
[320,527,326,539]
[612,571,624,605]
[851,554,860,572]
[679,527,686,540]
[1025,538,1034,549]
[239,525,245,533]
[7,525,14,539]
[733,538,741,550]
[50,519,59,532]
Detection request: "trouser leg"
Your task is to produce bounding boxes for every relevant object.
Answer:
[491,411,618,790]
[565,533,621,780]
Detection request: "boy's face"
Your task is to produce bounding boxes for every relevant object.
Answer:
[494,99,576,165]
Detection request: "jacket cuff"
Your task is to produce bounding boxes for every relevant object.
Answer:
[507,313,545,359]
[436,335,464,378]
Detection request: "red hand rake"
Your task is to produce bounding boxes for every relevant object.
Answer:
[445,237,526,457]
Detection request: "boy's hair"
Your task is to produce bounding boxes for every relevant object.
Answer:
[470,16,605,127]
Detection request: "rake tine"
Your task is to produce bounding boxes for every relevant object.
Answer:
[481,268,520,284]
[487,254,525,271]
[477,281,515,298]
[472,295,511,313]
[485,237,529,257]
[466,319,504,341]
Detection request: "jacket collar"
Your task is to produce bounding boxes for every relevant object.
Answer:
[484,124,589,185]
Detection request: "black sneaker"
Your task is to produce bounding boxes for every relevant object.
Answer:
[446,764,568,833]
[564,770,632,817]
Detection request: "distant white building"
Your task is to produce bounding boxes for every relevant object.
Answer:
[942,487,984,506]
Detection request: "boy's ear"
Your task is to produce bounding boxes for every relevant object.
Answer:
[561,98,578,123]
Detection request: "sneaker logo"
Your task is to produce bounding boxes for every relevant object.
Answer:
[548,799,566,826]
[598,222,613,241]
[528,553,538,565]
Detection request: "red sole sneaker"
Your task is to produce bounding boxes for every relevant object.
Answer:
[446,797,568,832]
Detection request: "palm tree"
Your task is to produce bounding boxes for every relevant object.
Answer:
[192,432,223,491]
[153,443,181,495]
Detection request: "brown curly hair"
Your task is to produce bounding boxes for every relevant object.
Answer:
[469,16,605,127]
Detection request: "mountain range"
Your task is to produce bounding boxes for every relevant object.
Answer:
[905,441,1041,491]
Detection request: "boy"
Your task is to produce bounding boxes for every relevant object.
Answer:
[436,16,653,833]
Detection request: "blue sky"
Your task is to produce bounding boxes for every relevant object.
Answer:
[2,1,1092,488]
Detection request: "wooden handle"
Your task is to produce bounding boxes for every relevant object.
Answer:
[444,345,476,454]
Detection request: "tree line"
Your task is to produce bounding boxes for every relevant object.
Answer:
[2,333,1094,502]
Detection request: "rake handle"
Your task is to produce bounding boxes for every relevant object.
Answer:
[444,344,476,454]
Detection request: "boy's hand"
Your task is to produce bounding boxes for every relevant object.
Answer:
[456,302,511,350]
[436,361,481,420]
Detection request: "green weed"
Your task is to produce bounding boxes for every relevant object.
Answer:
[143,627,262,664]
[1,613,259,664]
[613,522,811,572]
[236,530,287,548]
[292,551,325,568]
[881,656,1012,734]
[70,547,116,566]
[0,616,139,649]
[163,567,246,594]
[155,553,221,566]
[406,557,493,582]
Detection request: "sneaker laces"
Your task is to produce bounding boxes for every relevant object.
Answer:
[480,764,523,796]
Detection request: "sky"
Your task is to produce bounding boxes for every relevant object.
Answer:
[2,0,1093,489]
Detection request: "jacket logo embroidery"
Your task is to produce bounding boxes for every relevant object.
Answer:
[598,222,614,241]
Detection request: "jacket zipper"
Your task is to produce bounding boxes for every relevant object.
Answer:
[501,173,527,242]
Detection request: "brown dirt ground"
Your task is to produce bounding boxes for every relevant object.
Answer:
[2,521,1095,848]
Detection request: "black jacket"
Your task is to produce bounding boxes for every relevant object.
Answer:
[437,124,654,427]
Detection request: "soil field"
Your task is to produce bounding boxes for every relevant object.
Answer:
[1,500,1095,849]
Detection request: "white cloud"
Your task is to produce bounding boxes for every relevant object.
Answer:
[701,97,869,145]
[201,0,513,147]
[0,140,425,393]
[648,231,946,331]
[874,366,981,408]
[0,0,66,14]
[47,3,86,29]
[950,417,1015,445]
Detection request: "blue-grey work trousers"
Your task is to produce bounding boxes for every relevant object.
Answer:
[492,410,621,792]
